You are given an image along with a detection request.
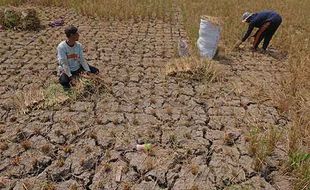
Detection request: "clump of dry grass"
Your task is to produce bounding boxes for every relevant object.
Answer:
[200,15,223,26]
[0,6,40,30]
[166,106,173,116]
[56,158,65,167]
[190,185,199,190]
[12,85,45,114]
[288,152,310,189]
[11,156,21,166]
[102,162,112,173]
[2,7,21,28]
[0,0,25,6]
[0,8,5,25]
[223,132,236,146]
[21,140,32,150]
[190,163,199,175]
[0,126,6,134]
[69,184,78,190]
[20,8,41,30]
[63,145,72,154]
[68,73,108,101]
[246,126,282,171]
[166,57,222,82]
[143,157,155,172]
[12,74,107,113]
[33,127,41,135]
[41,144,51,154]
[0,141,9,151]
[166,57,205,80]
[43,84,69,108]
[121,181,133,190]
[41,181,56,190]
[12,84,65,113]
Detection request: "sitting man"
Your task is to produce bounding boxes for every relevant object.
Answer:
[57,25,99,88]
[234,10,282,51]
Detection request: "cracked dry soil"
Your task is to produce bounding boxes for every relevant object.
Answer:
[0,6,291,190]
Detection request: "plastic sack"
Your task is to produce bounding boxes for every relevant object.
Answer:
[49,18,64,27]
[197,16,221,59]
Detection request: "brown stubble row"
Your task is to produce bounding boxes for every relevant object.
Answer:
[0,0,174,21]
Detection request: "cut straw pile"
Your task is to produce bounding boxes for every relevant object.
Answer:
[0,7,40,30]
[166,57,206,81]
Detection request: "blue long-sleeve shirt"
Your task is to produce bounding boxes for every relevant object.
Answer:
[242,10,282,42]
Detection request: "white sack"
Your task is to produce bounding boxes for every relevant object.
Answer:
[197,17,221,59]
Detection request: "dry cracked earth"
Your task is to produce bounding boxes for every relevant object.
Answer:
[0,6,291,190]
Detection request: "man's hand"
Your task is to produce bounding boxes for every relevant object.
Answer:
[79,71,93,79]
[69,76,77,86]
[81,71,92,76]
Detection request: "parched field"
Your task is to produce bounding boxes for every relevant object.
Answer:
[0,2,308,190]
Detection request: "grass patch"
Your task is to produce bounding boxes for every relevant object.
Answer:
[287,115,310,190]
[289,152,310,190]
[246,125,282,171]
[12,74,107,113]
[166,57,223,82]
[44,84,69,108]
[12,85,45,114]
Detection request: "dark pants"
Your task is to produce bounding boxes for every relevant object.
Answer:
[253,18,282,50]
[59,65,99,88]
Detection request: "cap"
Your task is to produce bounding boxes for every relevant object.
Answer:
[242,12,253,22]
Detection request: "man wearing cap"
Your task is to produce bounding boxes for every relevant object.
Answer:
[57,25,99,88]
[234,10,282,51]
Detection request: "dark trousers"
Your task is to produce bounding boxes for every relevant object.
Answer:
[59,65,99,88]
[253,18,282,50]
